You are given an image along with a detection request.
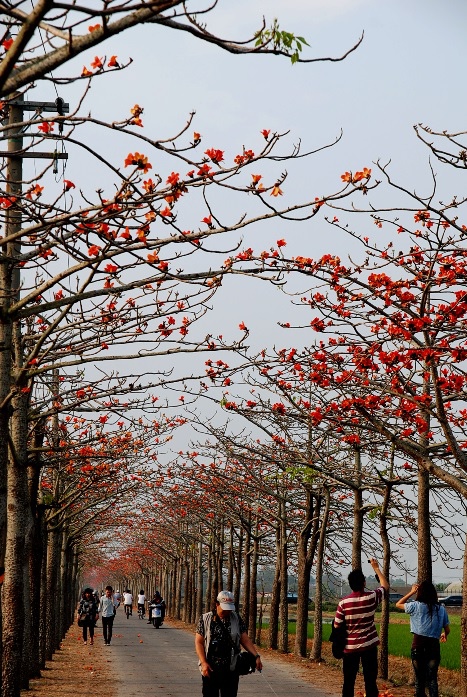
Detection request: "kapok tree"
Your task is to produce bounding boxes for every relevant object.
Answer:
[248,147,467,689]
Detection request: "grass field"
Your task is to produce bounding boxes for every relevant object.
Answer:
[260,613,461,671]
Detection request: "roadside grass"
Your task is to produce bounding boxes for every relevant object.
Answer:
[260,613,460,671]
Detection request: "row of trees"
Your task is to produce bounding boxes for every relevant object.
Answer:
[3,3,467,697]
[95,127,467,690]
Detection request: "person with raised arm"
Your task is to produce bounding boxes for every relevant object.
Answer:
[395,582,449,697]
[334,558,389,697]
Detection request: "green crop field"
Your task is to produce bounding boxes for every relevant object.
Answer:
[259,614,460,671]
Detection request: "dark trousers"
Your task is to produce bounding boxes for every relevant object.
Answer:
[411,642,440,697]
[342,645,379,697]
[102,616,114,643]
[82,620,95,642]
[202,668,239,697]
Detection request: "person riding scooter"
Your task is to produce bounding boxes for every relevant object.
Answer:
[148,591,166,627]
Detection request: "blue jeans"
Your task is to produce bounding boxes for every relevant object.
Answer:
[342,645,379,697]
[411,642,440,697]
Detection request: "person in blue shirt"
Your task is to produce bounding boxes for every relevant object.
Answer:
[99,585,117,645]
[396,582,450,697]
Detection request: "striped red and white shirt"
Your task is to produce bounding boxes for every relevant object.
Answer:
[334,587,384,653]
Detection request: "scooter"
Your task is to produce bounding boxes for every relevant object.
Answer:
[150,602,163,628]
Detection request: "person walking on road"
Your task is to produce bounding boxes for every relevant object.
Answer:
[77,587,99,646]
[100,585,117,645]
[333,558,389,697]
[195,590,263,697]
[395,582,450,697]
[137,589,146,618]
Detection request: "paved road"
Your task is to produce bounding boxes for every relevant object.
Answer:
[105,609,336,697]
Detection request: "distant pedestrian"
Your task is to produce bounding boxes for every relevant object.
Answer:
[333,558,389,697]
[396,582,450,697]
[137,589,146,618]
[123,589,133,617]
[77,587,99,646]
[100,585,117,645]
[195,590,262,697]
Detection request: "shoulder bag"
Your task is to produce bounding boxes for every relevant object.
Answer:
[329,619,346,659]
[213,613,256,675]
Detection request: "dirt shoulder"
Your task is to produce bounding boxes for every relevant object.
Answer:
[23,623,115,697]
[22,618,460,697]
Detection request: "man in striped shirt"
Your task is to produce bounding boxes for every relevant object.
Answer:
[334,558,389,697]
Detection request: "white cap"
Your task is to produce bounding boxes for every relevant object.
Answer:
[217,590,235,610]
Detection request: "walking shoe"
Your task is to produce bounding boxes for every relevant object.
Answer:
[84,641,87,645]
[147,620,151,623]
[90,639,94,645]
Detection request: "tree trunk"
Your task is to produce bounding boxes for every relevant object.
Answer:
[352,448,363,569]
[205,541,212,612]
[45,528,61,660]
[4,387,32,696]
[248,532,259,638]
[278,499,288,653]
[417,465,432,582]
[175,557,183,619]
[196,537,203,620]
[1,95,27,697]
[310,488,330,662]
[295,490,321,657]
[216,518,224,594]
[226,523,234,591]
[378,448,395,679]
[256,585,265,646]
[241,521,251,626]
[268,526,281,650]
[461,530,467,697]
[27,423,45,679]
[39,526,49,669]
[233,527,243,608]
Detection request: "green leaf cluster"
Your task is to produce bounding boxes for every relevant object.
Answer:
[255,19,310,64]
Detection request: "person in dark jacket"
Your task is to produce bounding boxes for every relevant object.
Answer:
[77,587,99,645]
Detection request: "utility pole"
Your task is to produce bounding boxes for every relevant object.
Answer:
[2,93,70,259]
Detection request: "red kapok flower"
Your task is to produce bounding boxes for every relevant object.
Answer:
[38,122,54,134]
[124,152,152,173]
[90,56,103,70]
